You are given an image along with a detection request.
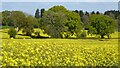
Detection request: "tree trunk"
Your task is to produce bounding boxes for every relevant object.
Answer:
[101,35,104,39]
[107,35,110,39]
[26,32,31,36]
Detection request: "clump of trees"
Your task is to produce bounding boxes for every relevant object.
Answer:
[2,11,38,37]
[2,6,118,39]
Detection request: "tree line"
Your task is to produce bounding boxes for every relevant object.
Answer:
[1,6,119,39]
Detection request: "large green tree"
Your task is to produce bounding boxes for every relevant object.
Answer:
[41,6,83,38]
[88,14,116,39]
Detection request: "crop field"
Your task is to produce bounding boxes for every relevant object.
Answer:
[1,2,120,67]
[1,39,118,66]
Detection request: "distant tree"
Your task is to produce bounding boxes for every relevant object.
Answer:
[79,10,84,17]
[91,11,95,14]
[35,8,40,18]
[104,10,120,19]
[74,10,79,14]
[22,15,37,36]
[88,14,116,39]
[8,27,17,38]
[40,8,45,18]
[96,11,100,14]
[85,11,89,16]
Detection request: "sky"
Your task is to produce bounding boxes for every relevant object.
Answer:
[1,0,120,2]
[1,2,119,15]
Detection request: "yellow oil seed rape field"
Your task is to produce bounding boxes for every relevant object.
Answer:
[1,39,118,66]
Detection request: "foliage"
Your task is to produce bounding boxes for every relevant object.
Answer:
[41,11,67,38]
[8,27,17,38]
[87,14,116,38]
[1,39,118,66]
[2,10,13,26]
[91,11,95,14]
[41,6,83,38]
[49,6,68,12]
[96,11,100,14]
[35,9,40,19]
[118,15,120,32]
[22,15,37,36]
[104,10,120,19]
[11,11,26,29]
[40,9,45,18]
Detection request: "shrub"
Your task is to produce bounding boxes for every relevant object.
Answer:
[8,27,17,38]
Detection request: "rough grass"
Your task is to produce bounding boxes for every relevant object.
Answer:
[1,28,120,39]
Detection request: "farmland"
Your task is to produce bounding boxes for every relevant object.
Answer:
[0,27,119,66]
[0,25,118,66]
[1,39,118,66]
[1,4,119,67]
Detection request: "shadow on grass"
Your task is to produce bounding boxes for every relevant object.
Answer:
[31,36,50,39]
[18,34,50,39]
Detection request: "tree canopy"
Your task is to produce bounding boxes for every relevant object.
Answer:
[41,6,83,38]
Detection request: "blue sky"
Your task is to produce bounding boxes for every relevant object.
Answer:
[1,0,120,2]
[1,2,119,15]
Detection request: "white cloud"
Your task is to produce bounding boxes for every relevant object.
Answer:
[1,0,120,2]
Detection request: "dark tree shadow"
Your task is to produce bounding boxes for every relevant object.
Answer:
[31,35,50,39]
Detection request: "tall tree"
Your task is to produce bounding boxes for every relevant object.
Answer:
[91,11,95,14]
[79,10,84,17]
[40,8,45,18]
[74,10,79,14]
[85,11,89,16]
[96,11,100,14]
[35,8,40,18]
